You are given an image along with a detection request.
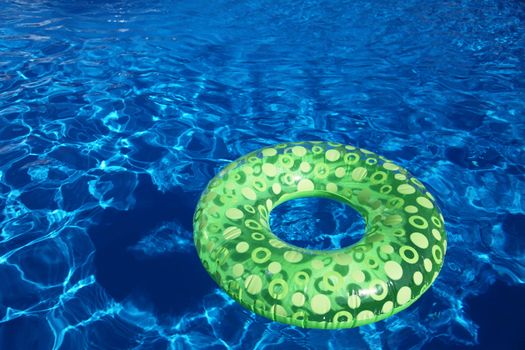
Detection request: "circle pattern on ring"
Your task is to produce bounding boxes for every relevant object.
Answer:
[193,141,447,329]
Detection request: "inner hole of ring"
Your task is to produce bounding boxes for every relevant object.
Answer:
[269,197,366,250]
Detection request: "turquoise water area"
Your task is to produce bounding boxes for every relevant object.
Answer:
[0,0,524,349]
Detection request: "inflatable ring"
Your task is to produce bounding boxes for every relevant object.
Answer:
[193,141,447,329]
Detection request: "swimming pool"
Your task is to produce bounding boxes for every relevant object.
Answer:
[1,0,524,348]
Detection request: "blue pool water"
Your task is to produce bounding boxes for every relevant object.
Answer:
[1,0,524,348]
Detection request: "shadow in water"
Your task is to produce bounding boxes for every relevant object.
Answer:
[88,174,215,319]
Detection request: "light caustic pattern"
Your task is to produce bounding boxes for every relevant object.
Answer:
[1,0,524,348]
[194,142,446,329]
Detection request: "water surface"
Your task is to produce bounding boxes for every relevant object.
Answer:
[1,0,524,349]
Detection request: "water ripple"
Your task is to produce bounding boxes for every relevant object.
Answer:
[1,0,524,349]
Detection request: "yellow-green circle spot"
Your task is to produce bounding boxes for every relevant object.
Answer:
[292,146,307,157]
[424,258,433,272]
[300,161,312,173]
[416,196,434,209]
[394,173,407,181]
[382,301,394,314]
[357,310,374,321]
[311,294,331,315]
[284,251,303,263]
[384,261,403,280]
[347,294,361,309]
[432,228,442,241]
[244,275,263,294]
[410,232,429,249]
[326,149,341,162]
[262,163,278,177]
[271,304,288,317]
[223,226,241,240]
[262,148,277,157]
[268,261,282,274]
[397,184,416,195]
[351,167,367,181]
[383,162,399,171]
[297,179,315,192]
[404,205,418,214]
[232,263,244,277]
[335,167,346,178]
[236,241,249,253]
[292,292,306,307]
[326,182,338,192]
[226,208,244,220]
[397,286,412,305]
[413,271,423,285]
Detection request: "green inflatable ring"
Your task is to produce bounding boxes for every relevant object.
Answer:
[193,141,447,329]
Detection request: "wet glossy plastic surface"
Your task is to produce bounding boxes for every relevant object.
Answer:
[194,142,446,328]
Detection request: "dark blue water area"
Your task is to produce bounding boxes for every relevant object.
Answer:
[1,0,525,349]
